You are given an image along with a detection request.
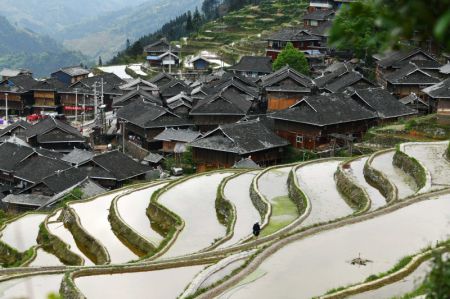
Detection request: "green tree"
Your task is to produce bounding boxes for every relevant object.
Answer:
[328,0,389,61]
[272,42,309,75]
[186,11,194,31]
[423,252,450,298]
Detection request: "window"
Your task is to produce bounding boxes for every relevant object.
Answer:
[296,135,304,143]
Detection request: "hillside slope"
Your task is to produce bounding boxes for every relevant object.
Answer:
[0,16,88,77]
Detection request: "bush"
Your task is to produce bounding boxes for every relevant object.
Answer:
[423,252,450,298]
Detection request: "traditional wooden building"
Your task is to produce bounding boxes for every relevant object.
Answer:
[0,75,36,116]
[159,79,191,100]
[269,93,378,150]
[189,120,289,172]
[399,93,430,115]
[0,142,35,185]
[166,92,194,116]
[144,39,180,67]
[0,68,32,81]
[119,78,159,94]
[228,56,273,78]
[422,78,450,124]
[148,72,175,86]
[117,99,192,150]
[31,78,67,114]
[51,66,90,85]
[154,128,201,154]
[23,117,86,152]
[308,0,335,12]
[266,28,322,60]
[190,89,252,131]
[112,88,162,109]
[384,61,441,101]
[302,9,334,28]
[373,48,441,86]
[260,66,315,111]
[0,120,32,139]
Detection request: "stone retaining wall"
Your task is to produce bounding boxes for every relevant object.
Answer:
[335,157,371,213]
[364,149,398,203]
[62,207,110,265]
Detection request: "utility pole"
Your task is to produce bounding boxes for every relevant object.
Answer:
[74,88,79,123]
[100,78,104,107]
[4,93,8,123]
[122,120,126,153]
[169,44,172,74]
[82,94,86,132]
[93,83,98,120]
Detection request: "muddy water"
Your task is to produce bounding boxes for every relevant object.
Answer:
[258,167,291,202]
[372,151,417,199]
[117,183,169,245]
[76,265,205,298]
[1,214,47,251]
[403,142,450,190]
[344,157,387,211]
[158,173,232,258]
[29,249,62,267]
[0,274,62,299]
[70,189,137,263]
[47,210,93,266]
[297,160,353,226]
[219,194,450,299]
[219,172,261,248]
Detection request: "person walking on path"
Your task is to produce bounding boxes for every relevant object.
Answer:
[253,222,261,237]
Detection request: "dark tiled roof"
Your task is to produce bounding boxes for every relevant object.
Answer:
[62,148,95,165]
[314,63,353,87]
[69,72,125,95]
[32,78,68,91]
[92,150,150,181]
[0,120,32,137]
[203,78,259,99]
[117,99,192,128]
[302,10,335,21]
[350,88,417,119]
[385,63,441,85]
[148,72,175,85]
[376,48,438,69]
[0,142,34,172]
[190,89,252,116]
[229,56,273,74]
[34,148,65,160]
[267,28,321,42]
[53,66,89,77]
[189,119,289,154]
[24,117,83,140]
[144,39,171,53]
[261,66,314,90]
[422,78,450,99]
[233,157,260,169]
[0,75,36,93]
[269,93,377,126]
[119,78,159,91]
[154,128,201,143]
[14,155,71,183]
[41,167,89,194]
[2,194,50,207]
[323,71,374,93]
[159,79,191,98]
[143,152,164,163]
[113,88,162,107]
[399,93,429,106]
[308,20,332,37]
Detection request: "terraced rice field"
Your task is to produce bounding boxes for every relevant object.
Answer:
[258,167,299,236]
[402,141,450,190]
[69,189,137,263]
[344,157,387,210]
[297,159,354,226]
[0,142,448,299]
[371,151,417,198]
[116,183,169,245]
[0,214,47,251]
[219,193,450,299]
[158,173,233,258]
[219,172,260,248]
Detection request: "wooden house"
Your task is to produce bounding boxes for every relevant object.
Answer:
[0,120,32,140]
[269,93,378,150]
[422,78,450,123]
[166,92,194,116]
[32,78,67,114]
[399,93,430,115]
[265,28,322,60]
[112,88,162,109]
[119,78,159,94]
[144,39,180,67]
[314,63,376,93]
[0,142,35,185]
[228,56,273,78]
[154,128,201,154]
[190,89,252,131]
[117,99,192,150]
[23,117,86,152]
[189,120,289,172]
[148,72,175,86]
[0,68,32,81]
[51,66,90,85]
[302,9,334,28]
[0,75,36,116]
[260,66,315,111]
[373,48,441,86]
[385,61,441,102]
[159,79,191,101]
[308,0,335,12]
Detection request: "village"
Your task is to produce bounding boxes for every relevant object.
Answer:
[0,0,449,298]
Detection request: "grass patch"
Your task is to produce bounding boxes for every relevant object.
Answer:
[260,195,298,237]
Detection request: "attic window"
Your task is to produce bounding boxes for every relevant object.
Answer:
[296,135,304,143]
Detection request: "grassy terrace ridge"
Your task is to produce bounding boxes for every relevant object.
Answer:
[260,195,298,237]
[178,0,308,64]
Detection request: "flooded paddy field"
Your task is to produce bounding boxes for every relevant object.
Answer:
[0,214,47,251]
[219,194,450,299]
[372,151,417,198]
[0,274,62,299]
[117,183,169,245]
[158,173,232,258]
[69,189,137,263]
[344,157,387,211]
[297,160,353,226]
[29,248,62,267]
